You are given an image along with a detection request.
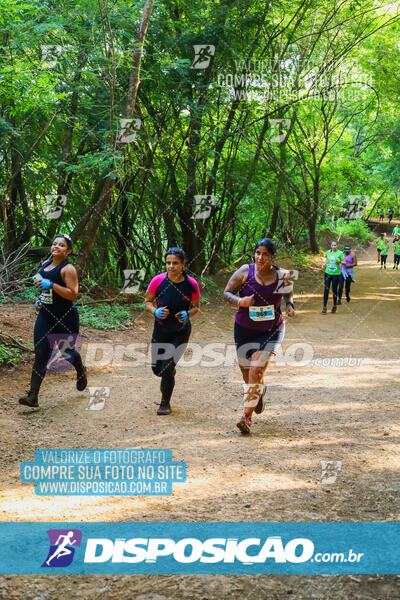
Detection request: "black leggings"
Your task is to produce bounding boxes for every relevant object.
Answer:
[31,307,83,392]
[151,322,191,401]
[323,273,340,307]
[381,254,388,266]
[395,255,400,266]
[338,274,352,301]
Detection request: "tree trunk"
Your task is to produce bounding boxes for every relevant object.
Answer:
[76,0,154,277]
[307,215,319,253]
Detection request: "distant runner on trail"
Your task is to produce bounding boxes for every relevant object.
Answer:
[338,245,357,304]
[393,224,400,237]
[380,237,390,269]
[388,208,394,223]
[18,234,87,408]
[145,248,200,415]
[223,238,295,435]
[393,238,400,270]
[321,241,344,314]
[376,233,385,263]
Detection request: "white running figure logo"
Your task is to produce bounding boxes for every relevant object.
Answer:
[46,531,77,565]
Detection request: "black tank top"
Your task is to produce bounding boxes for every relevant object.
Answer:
[38,259,74,315]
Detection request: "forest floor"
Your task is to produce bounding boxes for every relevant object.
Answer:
[0,230,400,599]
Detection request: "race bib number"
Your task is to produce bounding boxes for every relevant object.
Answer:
[40,289,53,304]
[249,305,275,321]
[327,257,337,271]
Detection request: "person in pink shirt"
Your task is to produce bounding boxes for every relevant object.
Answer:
[145,248,200,415]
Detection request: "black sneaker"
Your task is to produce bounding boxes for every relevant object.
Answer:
[19,391,39,408]
[337,299,342,305]
[76,366,87,391]
[157,399,171,415]
[346,296,351,302]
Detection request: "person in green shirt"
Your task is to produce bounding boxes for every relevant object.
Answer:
[322,241,344,314]
[393,225,400,237]
[376,233,385,263]
[393,238,400,270]
[380,237,390,269]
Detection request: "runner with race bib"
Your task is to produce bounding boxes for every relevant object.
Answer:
[223,238,295,434]
[380,237,390,269]
[322,241,344,314]
[376,233,385,263]
[393,237,400,270]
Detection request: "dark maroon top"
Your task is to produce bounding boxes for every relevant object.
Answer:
[235,263,285,332]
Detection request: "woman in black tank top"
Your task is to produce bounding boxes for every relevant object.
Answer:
[18,234,87,408]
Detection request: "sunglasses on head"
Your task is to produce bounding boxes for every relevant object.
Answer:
[54,233,72,241]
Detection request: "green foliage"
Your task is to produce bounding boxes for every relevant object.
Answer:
[200,276,222,297]
[336,219,374,244]
[79,303,131,329]
[0,287,38,304]
[0,0,398,288]
[0,344,21,366]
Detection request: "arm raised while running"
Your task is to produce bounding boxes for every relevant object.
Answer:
[223,265,254,308]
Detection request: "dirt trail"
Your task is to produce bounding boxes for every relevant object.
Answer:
[1,236,400,599]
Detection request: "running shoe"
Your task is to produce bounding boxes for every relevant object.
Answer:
[346,296,351,302]
[254,385,267,414]
[331,305,337,313]
[321,307,327,314]
[337,299,342,305]
[157,399,171,415]
[76,366,87,391]
[236,414,252,434]
[18,391,39,408]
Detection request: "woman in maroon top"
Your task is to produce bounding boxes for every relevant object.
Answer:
[224,238,295,434]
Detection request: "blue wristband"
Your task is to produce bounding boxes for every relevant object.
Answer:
[39,278,53,290]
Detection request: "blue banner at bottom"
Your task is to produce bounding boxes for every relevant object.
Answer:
[0,522,398,574]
